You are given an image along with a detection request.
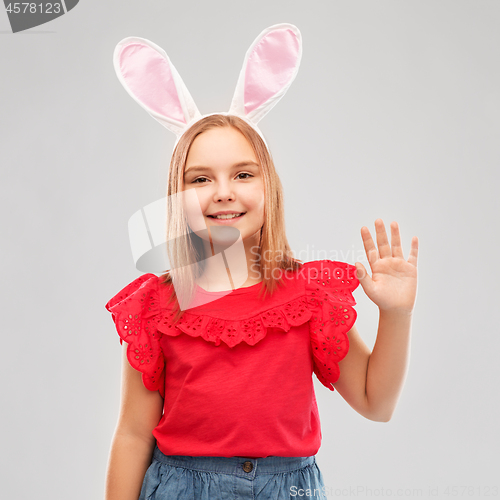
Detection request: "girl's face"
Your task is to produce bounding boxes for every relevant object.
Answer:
[182,126,265,243]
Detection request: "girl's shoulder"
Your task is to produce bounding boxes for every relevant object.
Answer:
[105,273,166,396]
[105,273,160,311]
[294,259,360,390]
[296,259,358,286]
[297,259,359,303]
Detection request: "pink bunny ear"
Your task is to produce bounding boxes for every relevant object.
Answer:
[229,24,302,125]
[113,37,201,137]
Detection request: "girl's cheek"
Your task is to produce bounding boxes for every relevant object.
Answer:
[252,191,265,212]
[246,183,265,203]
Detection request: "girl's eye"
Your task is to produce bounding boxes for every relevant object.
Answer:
[192,177,208,184]
[191,173,253,184]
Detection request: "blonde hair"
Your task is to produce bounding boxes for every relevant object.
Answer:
[160,114,302,323]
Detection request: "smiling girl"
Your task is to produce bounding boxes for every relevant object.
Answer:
[104,25,418,500]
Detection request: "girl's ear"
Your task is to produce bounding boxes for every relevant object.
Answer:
[229,23,302,125]
[113,37,201,137]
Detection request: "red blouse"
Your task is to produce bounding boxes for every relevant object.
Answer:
[105,260,359,458]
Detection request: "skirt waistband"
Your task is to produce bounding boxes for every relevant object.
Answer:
[152,444,316,476]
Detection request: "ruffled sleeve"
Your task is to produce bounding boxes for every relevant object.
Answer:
[105,274,165,398]
[304,260,359,391]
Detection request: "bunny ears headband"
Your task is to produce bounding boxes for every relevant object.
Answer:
[113,23,302,150]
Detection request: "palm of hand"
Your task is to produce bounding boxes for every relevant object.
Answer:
[355,219,419,314]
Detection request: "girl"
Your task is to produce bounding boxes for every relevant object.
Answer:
[105,25,418,500]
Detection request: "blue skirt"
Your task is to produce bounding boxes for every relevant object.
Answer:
[139,443,328,499]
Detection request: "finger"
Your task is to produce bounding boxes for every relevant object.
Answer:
[375,218,392,259]
[354,262,374,295]
[360,226,379,267]
[390,221,405,259]
[407,236,419,267]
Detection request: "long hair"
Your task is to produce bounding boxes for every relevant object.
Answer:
[159,114,302,323]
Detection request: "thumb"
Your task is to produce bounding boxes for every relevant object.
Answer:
[354,262,373,294]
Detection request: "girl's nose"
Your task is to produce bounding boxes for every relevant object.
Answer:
[213,182,235,202]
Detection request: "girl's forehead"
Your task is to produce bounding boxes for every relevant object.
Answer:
[186,128,257,165]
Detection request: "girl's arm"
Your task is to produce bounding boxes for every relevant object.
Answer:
[333,220,418,422]
[105,343,164,500]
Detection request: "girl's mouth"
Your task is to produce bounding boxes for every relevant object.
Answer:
[207,213,246,224]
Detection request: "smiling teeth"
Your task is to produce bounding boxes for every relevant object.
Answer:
[211,213,244,219]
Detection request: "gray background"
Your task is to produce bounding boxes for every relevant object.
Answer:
[1,1,499,499]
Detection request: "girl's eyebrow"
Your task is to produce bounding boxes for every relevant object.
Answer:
[184,161,260,176]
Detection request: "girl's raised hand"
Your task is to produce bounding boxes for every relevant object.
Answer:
[355,219,418,314]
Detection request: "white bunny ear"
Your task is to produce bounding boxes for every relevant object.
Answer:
[229,23,302,125]
[113,37,202,137]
